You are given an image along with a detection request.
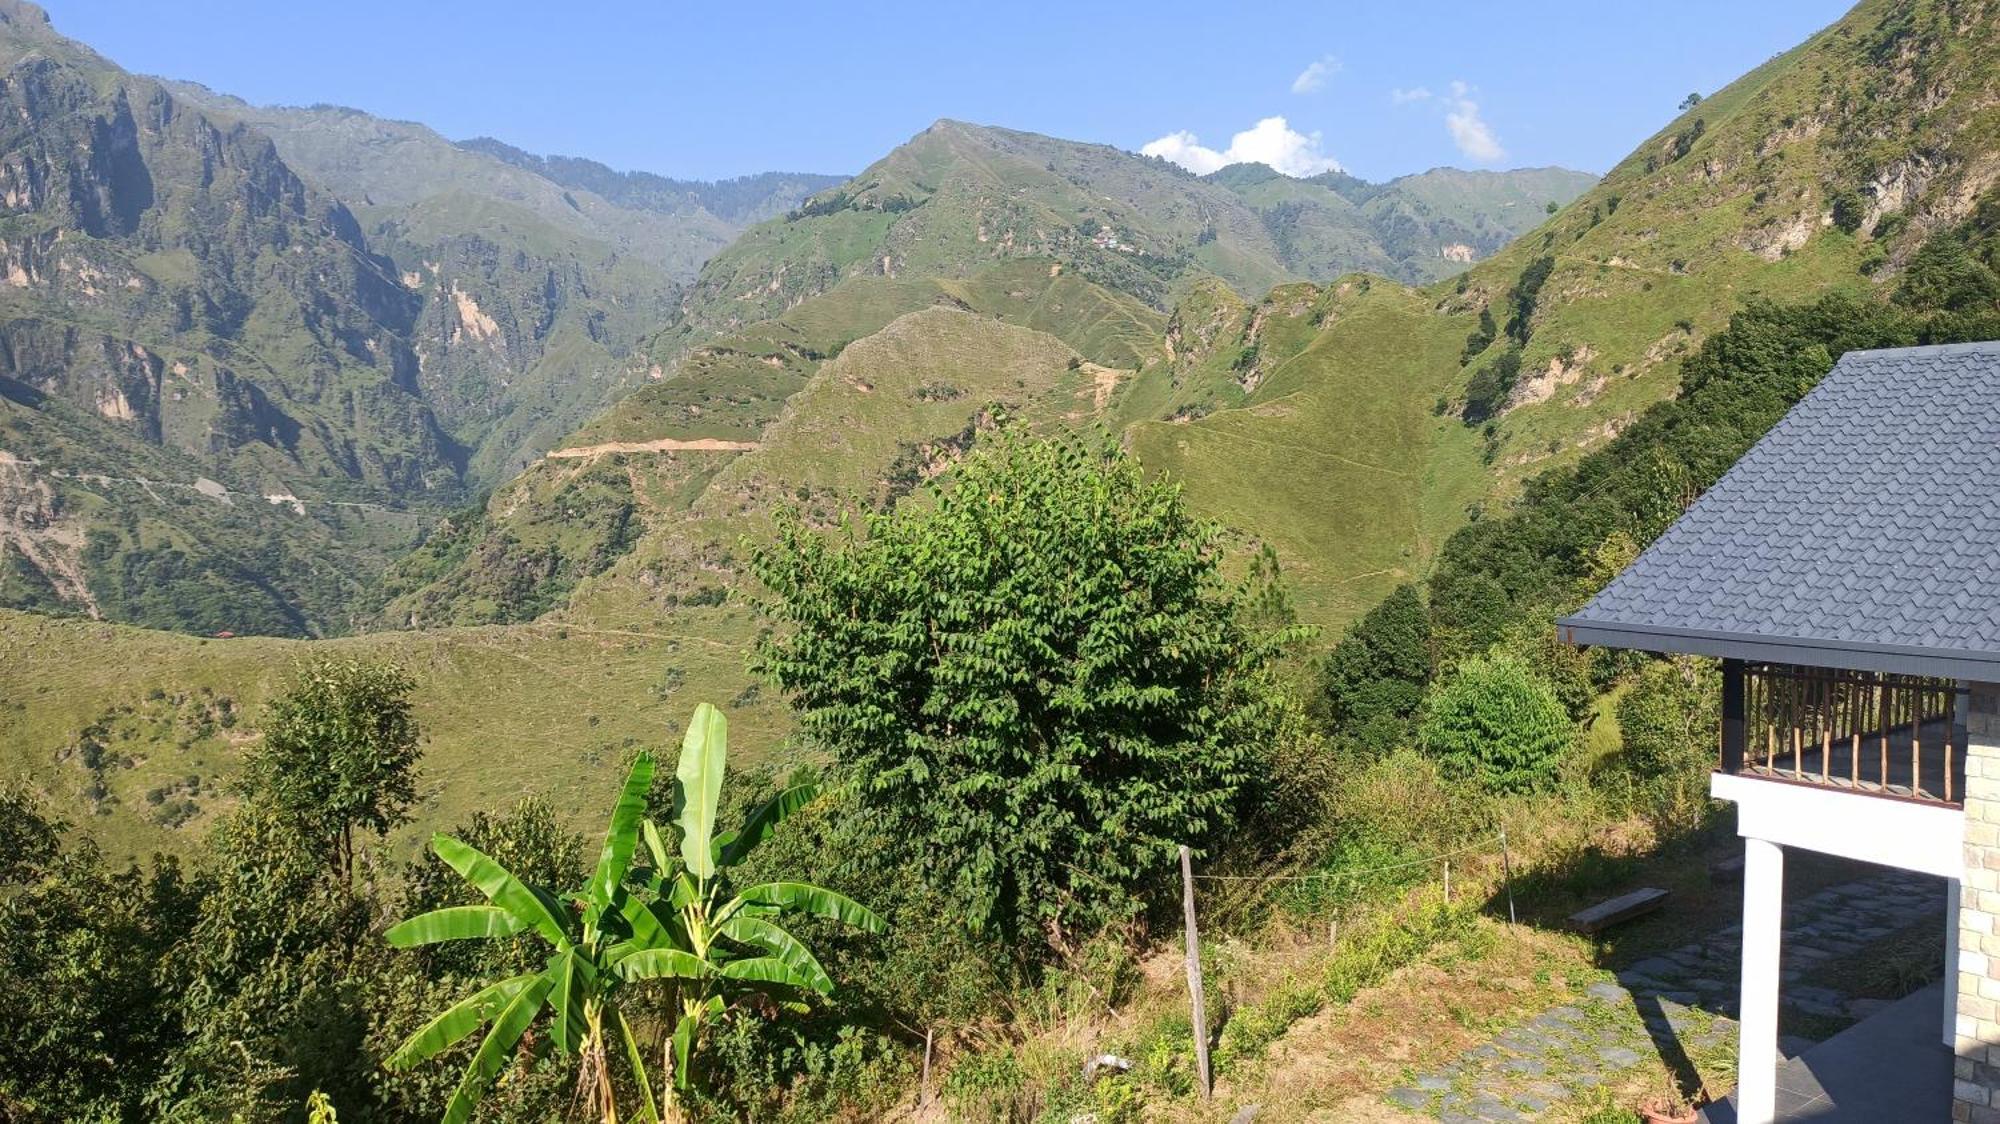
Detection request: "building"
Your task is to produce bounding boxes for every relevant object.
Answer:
[1557,341,2000,1122]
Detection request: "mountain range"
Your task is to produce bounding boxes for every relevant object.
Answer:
[3,0,1993,857]
[0,0,1591,637]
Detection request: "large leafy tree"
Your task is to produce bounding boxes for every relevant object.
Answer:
[752,427,1289,948]
[384,703,881,1124]
[1318,582,1432,752]
[151,805,378,1120]
[247,657,422,882]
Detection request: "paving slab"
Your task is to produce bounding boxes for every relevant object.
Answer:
[1386,870,1946,1120]
[1698,983,1949,1122]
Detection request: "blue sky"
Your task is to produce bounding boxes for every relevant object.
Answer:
[41,0,1855,183]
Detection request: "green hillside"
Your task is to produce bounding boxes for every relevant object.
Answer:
[0,606,793,860]
[376,259,1166,627]
[7,0,1997,869]
[385,0,1996,643]
[1117,0,1998,628]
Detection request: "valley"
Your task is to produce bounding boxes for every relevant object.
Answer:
[5,0,1996,860]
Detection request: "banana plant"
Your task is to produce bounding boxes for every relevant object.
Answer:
[382,703,883,1124]
[624,703,885,1107]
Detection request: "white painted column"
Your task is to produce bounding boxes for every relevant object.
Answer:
[1948,876,1963,1047]
[1738,836,1784,1124]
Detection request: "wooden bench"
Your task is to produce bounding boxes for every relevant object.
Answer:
[1567,887,1670,934]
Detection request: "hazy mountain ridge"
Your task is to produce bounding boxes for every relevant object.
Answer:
[676,119,1593,338]
[457,136,845,227]
[1208,161,1599,281]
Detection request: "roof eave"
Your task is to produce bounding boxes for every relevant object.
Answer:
[1554,616,2000,682]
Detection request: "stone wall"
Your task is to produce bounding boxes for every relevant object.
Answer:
[1956,681,2000,1122]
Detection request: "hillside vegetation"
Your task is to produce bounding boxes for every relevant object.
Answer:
[0,0,835,634]
[397,0,1997,649]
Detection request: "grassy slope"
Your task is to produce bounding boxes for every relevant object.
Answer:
[0,607,790,860]
[1131,0,1996,633]
[373,259,1163,625]
[569,304,1125,628]
[3,305,1118,861]
[1128,279,1488,628]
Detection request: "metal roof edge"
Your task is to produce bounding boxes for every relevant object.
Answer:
[1833,340,2000,361]
[1554,618,2000,682]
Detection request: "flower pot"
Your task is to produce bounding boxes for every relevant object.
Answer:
[1639,1099,1698,1124]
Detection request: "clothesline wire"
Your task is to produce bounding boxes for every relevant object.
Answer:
[1188,832,1505,883]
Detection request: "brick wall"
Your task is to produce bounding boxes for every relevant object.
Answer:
[1957,682,2000,1122]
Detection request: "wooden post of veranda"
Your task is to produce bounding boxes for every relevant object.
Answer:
[1179,845,1212,1099]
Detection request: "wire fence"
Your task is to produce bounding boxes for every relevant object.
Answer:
[1188,832,1506,883]
[1173,827,1523,1098]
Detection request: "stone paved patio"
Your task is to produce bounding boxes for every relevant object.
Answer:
[1385,869,1945,1122]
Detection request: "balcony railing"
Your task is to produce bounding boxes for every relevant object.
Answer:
[1719,659,1966,806]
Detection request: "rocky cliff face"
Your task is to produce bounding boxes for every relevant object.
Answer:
[0,17,462,491]
[0,1,468,632]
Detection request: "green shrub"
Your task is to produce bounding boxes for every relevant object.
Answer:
[1418,656,1572,793]
[1614,657,1720,829]
[1829,187,1867,234]
[1463,347,1523,425]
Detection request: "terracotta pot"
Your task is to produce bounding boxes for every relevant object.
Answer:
[1639,1099,1698,1124]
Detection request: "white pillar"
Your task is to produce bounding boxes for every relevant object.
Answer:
[1947,876,1962,1047]
[1738,836,1784,1124]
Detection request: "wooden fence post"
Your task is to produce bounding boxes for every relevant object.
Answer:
[1180,845,1212,1099]
[1500,828,1517,925]
[920,1026,933,1105]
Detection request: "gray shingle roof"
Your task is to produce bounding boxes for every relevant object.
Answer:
[1557,340,2000,681]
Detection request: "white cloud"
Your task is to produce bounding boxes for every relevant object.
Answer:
[1443,81,1505,163]
[1141,116,1343,178]
[1291,55,1341,95]
[1389,79,1504,164]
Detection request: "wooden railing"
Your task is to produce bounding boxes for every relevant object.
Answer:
[1720,660,1966,805]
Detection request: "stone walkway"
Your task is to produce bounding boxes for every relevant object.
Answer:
[1385,870,1946,1122]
